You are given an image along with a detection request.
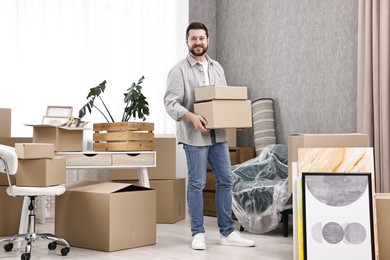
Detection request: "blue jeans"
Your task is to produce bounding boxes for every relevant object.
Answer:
[183,131,235,237]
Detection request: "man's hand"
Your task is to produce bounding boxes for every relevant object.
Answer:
[182,112,209,133]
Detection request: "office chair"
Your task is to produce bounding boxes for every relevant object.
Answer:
[0,144,70,260]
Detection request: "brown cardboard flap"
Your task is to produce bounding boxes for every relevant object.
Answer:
[68,181,152,194]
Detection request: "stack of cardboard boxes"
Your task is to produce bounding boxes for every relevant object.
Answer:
[14,143,66,186]
[0,108,28,237]
[194,85,252,129]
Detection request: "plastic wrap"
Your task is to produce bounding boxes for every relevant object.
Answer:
[232,144,291,234]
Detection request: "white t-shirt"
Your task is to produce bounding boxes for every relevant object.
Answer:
[200,60,210,86]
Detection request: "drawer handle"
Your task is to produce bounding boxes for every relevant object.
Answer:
[83,154,98,157]
[126,153,140,157]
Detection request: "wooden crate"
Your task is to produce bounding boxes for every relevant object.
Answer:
[93,122,154,151]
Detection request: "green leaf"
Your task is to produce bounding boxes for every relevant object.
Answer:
[79,76,149,122]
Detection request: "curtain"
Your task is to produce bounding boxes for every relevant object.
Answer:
[0,0,188,137]
[357,0,390,192]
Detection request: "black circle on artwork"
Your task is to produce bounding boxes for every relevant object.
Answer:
[344,222,367,244]
[322,222,344,244]
[306,175,368,206]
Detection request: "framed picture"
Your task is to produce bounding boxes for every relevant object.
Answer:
[42,116,70,126]
[46,106,73,117]
[302,172,375,260]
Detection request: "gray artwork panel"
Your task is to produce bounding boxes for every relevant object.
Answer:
[305,175,367,207]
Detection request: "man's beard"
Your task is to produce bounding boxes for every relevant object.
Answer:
[189,44,208,57]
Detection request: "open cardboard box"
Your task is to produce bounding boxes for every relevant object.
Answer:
[112,179,186,224]
[25,124,84,152]
[55,181,156,252]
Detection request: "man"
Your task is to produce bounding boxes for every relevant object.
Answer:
[164,22,255,250]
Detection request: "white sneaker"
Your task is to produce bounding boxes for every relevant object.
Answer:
[191,233,206,250]
[220,230,256,247]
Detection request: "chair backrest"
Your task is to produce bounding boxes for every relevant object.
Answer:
[0,144,18,175]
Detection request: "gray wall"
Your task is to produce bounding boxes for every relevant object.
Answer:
[189,0,358,146]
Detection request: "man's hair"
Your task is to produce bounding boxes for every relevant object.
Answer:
[186,22,209,39]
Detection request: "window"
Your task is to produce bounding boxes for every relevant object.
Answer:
[0,0,188,136]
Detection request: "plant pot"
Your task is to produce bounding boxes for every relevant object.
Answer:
[93,122,154,151]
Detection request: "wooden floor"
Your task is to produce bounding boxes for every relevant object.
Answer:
[0,215,293,259]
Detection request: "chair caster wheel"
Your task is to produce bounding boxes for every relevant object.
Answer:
[48,241,57,250]
[4,243,13,252]
[61,247,70,256]
[21,252,31,260]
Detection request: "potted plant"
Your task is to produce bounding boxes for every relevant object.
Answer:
[78,76,150,122]
[78,76,154,151]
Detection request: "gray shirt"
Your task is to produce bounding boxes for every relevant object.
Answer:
[164,53,228,146]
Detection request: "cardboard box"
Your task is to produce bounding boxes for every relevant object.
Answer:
[115,179,185,224]
[0,137,33,186]
[194,100,252,129]
[0,186,24,236]
[203,190,216,217]
[227,128,237,147]
[16,156,66,186]
[288,133,370,191]
[0,108,11,137]
[151,179,185,223]
[195,85,248,102]
[109,134,176,180]
[0,137,33,147]
[375,193,390,260]
[26,124,83,152]
[55,181,156,252]
[15,143,55,159]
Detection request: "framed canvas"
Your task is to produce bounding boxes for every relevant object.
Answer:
[42,116,69,126]
[302,172,375,260]
[46,106,73,117]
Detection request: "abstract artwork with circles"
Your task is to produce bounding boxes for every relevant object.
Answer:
[302,173,375,260]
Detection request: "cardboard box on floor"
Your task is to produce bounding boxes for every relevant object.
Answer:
[55,181,156,252]
[375,193,390,260]
[0,186,24,236]
[0,137,33,186]
[194,100,252,129]
[16,156,66,187]
[114,179,186,224]
[195,85,248,102]
[26,124,84,152]
[287,133,369,191]
[109,134,177,180]
[151,179,185,223]
[0,108,11,137]
[15,143,55,159]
